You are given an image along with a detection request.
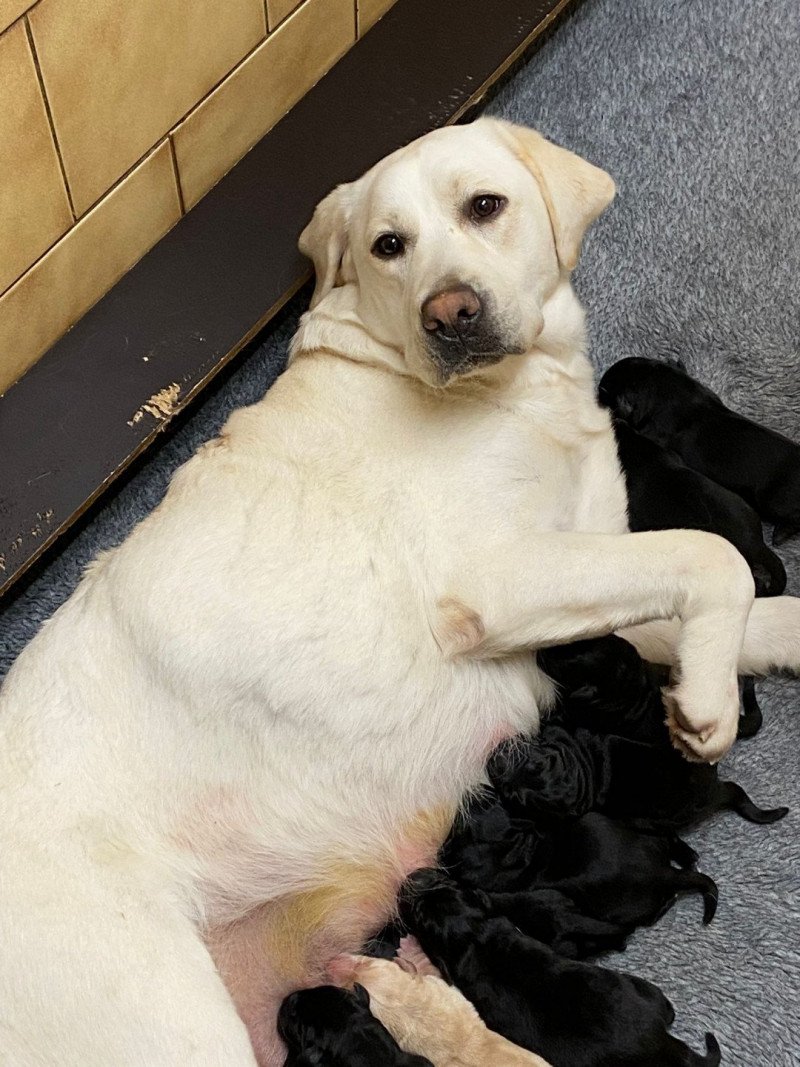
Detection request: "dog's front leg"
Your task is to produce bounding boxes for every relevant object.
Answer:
[431,529,754,762]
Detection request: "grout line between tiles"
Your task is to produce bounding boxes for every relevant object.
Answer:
[23,13,76,221]
[167,135,187,215]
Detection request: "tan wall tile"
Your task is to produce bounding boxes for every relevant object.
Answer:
[0,141,181,394]
[0,0,30,35]
[357,0,396,35]
[173,0,354,211]
[266,0,303,30]
[0,20,72,295]
[28,0,267,216]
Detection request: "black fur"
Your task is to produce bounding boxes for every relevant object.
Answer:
[278,984,433,1067]
[539,634,767,744]
[609,417,786,596]
[528,813,719,929]
[737,676,763,739]
[399,870,722,1067]
[487,723,789,832]
[439,791,546,891]
[485,885,630,958]
[599,357,800,546]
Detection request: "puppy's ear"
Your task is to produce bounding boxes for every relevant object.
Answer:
[298,181,358,308]
[491,119,616,271]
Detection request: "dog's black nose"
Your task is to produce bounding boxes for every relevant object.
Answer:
[421,285,482,340]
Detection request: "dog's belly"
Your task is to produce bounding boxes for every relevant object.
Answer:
[203,806,454,1065]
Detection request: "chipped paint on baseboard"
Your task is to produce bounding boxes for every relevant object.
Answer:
[127,382,181,428]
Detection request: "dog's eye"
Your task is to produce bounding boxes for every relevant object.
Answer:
[470,194,506,221]
[372,232,405,258]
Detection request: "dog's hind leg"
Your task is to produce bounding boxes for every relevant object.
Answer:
[619,595,800,675]
[0,869,259,1067]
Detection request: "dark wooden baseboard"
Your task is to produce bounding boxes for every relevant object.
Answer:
[0,0,577,598]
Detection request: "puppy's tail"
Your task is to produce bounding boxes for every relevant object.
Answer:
[721,781,790,825]
[685,871,719,925]
[696,1032,722,1066]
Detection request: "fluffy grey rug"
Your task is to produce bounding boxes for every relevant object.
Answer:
[1,0,798,1062]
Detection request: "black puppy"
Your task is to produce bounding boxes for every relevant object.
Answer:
[438,791,546,891]
[610,417,786,596]
[528,812,718,929]
[399,869,722,1067]
[485,885,630,958]
[539,634,673,743]
[599,357,800,545]
[278,984,433,1066]
[597,736,789,830]
[539,634,762,744]
[487,722,789,831]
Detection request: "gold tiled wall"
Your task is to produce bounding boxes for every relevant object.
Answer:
[0,0,398,395]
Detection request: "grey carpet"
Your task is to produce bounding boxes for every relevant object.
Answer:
[2,0,799,1062]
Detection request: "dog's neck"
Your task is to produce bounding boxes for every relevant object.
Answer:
[289,278,592,391]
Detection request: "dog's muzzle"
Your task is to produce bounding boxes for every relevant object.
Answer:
[420,285,509,379]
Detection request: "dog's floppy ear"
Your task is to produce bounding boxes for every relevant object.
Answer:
[492,119,616,271]
[298,181,358,308]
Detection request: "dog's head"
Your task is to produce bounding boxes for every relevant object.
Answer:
[299,118,615,386]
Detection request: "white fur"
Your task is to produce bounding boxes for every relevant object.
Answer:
[1,118,798,1066]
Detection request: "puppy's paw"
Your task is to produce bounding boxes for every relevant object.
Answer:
[664,682,739,764]
[397,935,442,978]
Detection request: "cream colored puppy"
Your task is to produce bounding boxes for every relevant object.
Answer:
[1,118,799,1067]
[334,951,553,1066]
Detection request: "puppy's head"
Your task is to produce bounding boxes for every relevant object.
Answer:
[598,357,721,426]
[300,118,615,386]
[278,984,371,1057]
[539,634,649,696]
[279,983,434,1066]
[399,868,491,940]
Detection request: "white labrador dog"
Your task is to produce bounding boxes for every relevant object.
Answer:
[1,118,799,1067]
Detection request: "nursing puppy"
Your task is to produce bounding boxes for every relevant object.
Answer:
[278,984,433,1066]
[610,418,786,596]
[599,356,800,546]
[539,635,761,743]
[484,886,629,958]
[332,952,553,1066]
[487,723,789,830]
[439,791,545,891]
[525,812,719,929]
[399,870,722,1067]
[4,119,799,1066]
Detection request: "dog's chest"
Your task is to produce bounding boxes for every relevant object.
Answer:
[451,381,628,537]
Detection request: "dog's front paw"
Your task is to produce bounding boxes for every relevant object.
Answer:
[664,678,739,764]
